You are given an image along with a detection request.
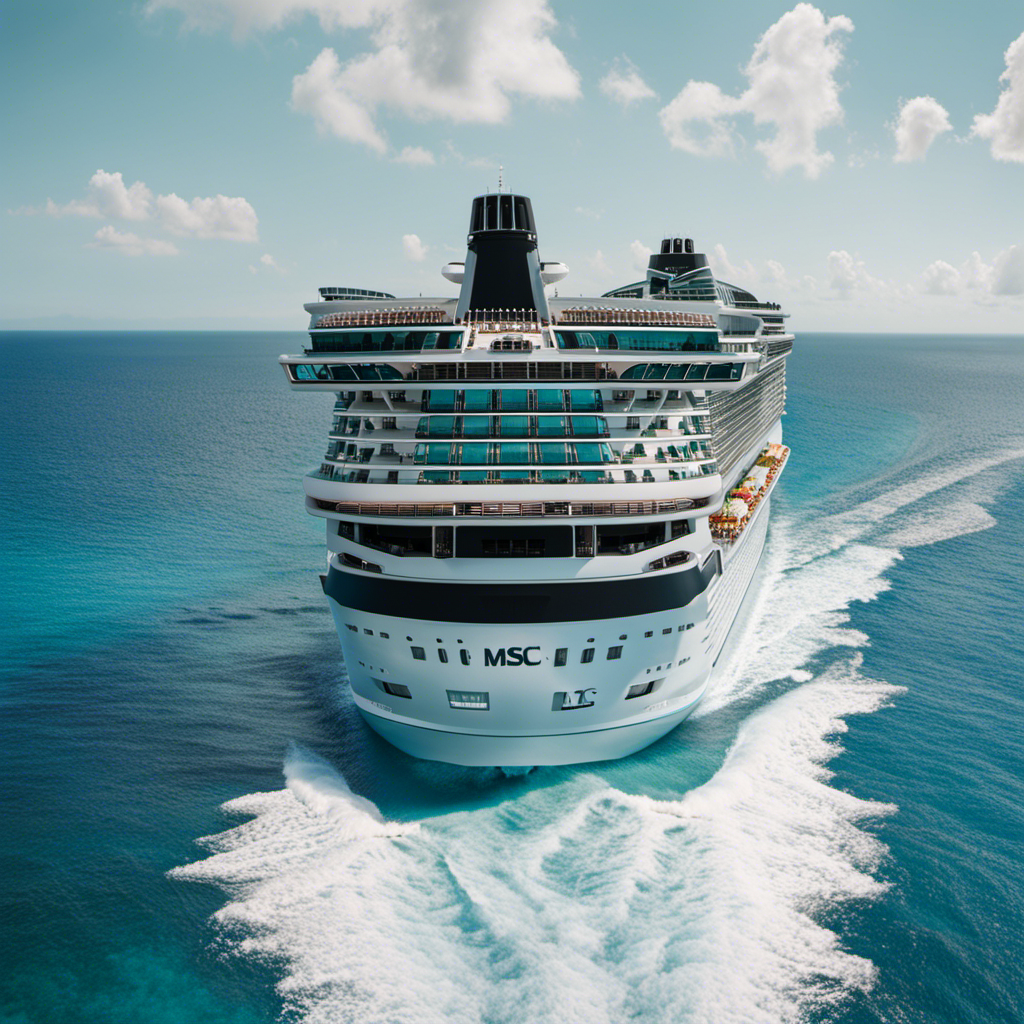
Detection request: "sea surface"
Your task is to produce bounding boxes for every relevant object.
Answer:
[2,331,1022,1024]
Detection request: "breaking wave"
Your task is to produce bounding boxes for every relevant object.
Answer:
[173,450,1009,1023]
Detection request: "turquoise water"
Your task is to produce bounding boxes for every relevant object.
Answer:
[2,331,1022,1023]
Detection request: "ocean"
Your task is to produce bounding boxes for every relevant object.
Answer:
[2,330,1022,1024]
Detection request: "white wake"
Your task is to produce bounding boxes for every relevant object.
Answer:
[173,450,1012,1023]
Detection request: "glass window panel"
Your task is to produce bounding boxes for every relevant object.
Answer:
[500,390,529,411]
[428,416,455,436]
[461,443,488,464]
[426,444,451,464]
[462,415,490,436]
[427,389,456,411]
[685,364,709,380]
[538,415,566,436]
[569,391,598,410]
[541,469,569,482]
[537,389,564,410]
[464,389,491,410]
[573,443,602,463]
[459,471,487,482]
[540,444,568,463]
[500,442,529,463]
[500,416,529,436]
[571,416,599,436]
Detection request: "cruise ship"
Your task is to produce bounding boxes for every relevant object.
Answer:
[279,190,792,766]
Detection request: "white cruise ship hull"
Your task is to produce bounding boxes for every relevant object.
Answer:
[324,486,774,766]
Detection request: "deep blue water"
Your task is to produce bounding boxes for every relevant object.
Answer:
[2,331,1022,1024]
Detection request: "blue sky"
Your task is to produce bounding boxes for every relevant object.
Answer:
[3,0,1022,331]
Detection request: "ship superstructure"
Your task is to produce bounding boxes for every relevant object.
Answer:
[279,191,793,765]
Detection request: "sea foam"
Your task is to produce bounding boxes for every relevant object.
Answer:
[172,449,1008,1023]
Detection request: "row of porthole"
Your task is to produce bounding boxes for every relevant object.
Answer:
[344,620,696,668]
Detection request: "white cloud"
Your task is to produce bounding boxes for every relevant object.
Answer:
[250,252,285,274]
[761,259,793,287]
[87,226,179,256]
[629,239,652,273]
[708,243,756,285]
[893,96,952,162]
[919,247,1024,298]
[401,233,427,261]
[34,170,258,247]
[660,3,853,178]
[47,170,153,220]
[826,250,886,296]
[182,0,582,153]
[600,58,656,106]
[156,193,259,242]
[921,260,960,295]
[291,48,388,153]
[972,30,1024,163]
[394,145,435,166]
[992,245,1024,295]
[587,249,613,278]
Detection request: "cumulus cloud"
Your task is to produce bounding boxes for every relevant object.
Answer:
[587,250,613,278]
[921,260,960,295]
[893,96,952,162]
[33,170,258,247]
[919,247,1024,298]
[660,3,853,177]
[156,193,258,241]
[291,48,388,152]
[992,246,1024,295]
[972,30,1024,162]
[394,145,435,166]
[47,170,153,220]
[162,0,580,153]
[826,250,887,296]
[401,233,427,261]
[629,239,652,272]
[708,243,756,285]
[87,226,179,256]
[600,58,656,106]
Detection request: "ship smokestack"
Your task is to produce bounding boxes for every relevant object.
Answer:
[455,193,550,322]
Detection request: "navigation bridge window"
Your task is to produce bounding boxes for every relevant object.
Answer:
[555,331,719,352]
[310,330,461,353]
[619,363,743,381]
[291,364,404,382]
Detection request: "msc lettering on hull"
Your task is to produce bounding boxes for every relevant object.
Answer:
[484,646,542,667]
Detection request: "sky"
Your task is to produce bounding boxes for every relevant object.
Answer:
[2,0,1023,332]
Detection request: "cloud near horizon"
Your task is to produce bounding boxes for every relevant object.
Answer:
[34,169,259,251]
[659,3,853,178]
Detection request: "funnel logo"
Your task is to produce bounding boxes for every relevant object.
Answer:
[484,646,542,667]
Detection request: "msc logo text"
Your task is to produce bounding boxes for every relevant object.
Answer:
[484,646,541,667]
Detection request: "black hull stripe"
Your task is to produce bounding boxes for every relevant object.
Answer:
[323,560,718,623]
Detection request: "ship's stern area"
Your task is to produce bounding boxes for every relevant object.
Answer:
[325,593,713,766]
